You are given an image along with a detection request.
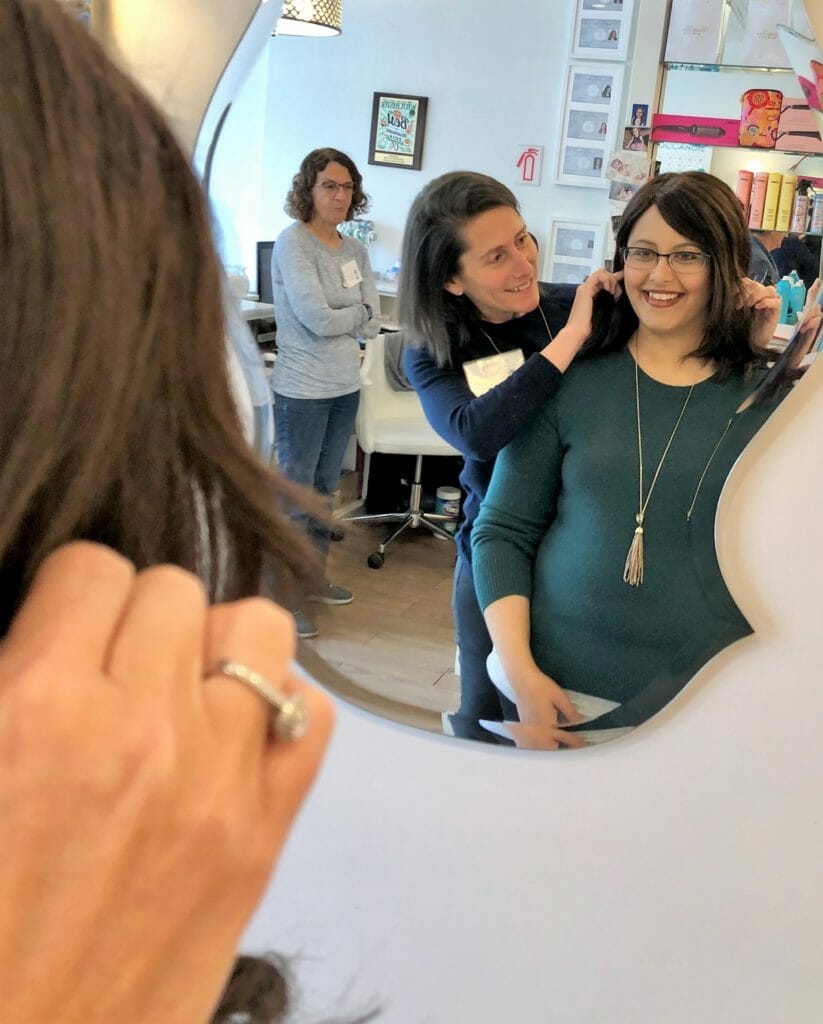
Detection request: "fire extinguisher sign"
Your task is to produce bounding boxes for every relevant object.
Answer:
[514,144,544,187]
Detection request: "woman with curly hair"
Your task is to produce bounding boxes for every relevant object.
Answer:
[272,149,380,638]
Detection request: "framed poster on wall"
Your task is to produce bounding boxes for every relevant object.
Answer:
[544,218,605,284]
[555,63,624,187]
[571,0,634,61]
[368,92,428,170]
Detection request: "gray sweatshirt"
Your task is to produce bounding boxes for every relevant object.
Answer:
[271,221,380,399]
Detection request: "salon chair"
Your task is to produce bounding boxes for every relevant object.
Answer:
[346,333,460,568]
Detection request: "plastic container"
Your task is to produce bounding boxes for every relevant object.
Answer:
[810,192,823,236]
[775,174,797,232]
[747,172,769,230]
[734,169,753,219]
[760,172,782,230]
[776,276,792,324]
[435,486,461,534]
[789,191,810,233]
[791,276,807,322]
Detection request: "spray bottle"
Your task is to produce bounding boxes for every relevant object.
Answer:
[790,272,807,324]
[775,275,793,324]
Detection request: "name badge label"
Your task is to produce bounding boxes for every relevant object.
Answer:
[341,259,363,288]
[463,349,525,396]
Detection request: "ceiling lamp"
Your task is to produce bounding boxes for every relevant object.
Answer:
[275,0,342,37]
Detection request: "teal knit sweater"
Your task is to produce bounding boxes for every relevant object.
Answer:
[472,348,775,715]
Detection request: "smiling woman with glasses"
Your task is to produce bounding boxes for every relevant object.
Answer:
[271,148,379,639]
[472,171,785,749]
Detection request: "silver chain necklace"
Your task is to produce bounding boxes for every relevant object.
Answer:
[478,303,554,353]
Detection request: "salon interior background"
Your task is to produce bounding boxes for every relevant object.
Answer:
[210,0,667,289]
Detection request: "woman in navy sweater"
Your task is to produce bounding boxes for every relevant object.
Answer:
[399,172,620,742]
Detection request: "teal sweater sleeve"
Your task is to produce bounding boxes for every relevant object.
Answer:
[471,402,563,610]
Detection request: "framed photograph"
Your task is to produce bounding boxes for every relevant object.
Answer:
[544,218,606,285]
[621,126,651,151]
[571,0,634,61]
[368,92,428,170]
[556,64,625,187]
[630,102,649,128]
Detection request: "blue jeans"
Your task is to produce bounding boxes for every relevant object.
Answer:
[450,555,518,744]
[274,390,359,561]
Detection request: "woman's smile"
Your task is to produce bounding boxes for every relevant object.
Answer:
[641,288,684,308]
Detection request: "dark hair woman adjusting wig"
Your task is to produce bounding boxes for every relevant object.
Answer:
[398,170,621,743]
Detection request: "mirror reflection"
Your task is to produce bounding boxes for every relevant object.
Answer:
[287,168,819,750]
[250,3,823,750]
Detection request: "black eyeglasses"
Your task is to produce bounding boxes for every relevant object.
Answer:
[318,181,354,194]
[620,247,711,273]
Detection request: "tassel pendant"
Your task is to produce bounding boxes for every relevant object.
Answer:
[623,513,644,587]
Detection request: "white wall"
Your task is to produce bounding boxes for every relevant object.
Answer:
[252,0,667,282]
[207,45,271,278]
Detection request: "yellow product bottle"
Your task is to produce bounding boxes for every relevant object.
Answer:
[760,172,783,231]
[775,174,797,232]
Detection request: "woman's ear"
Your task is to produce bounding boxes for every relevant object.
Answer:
[444,279,464,297]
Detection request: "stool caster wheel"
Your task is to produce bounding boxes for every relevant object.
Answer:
[367,552,384,569]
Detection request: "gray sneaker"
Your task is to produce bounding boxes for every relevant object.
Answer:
[308,582,354,605]
[292,609,319,639]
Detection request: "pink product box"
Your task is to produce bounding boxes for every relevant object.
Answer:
[774,98,823,154]
[650,114,741,148]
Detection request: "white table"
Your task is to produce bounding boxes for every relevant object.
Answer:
[238,298,276,321]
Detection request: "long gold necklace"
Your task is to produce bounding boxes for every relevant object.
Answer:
[479,303,554,353]
[623,347,695,587]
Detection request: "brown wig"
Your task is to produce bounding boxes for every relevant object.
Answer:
[284,148,369,223]
[397,171,523,366]
[585,171,765,379]
[0,0,322,628]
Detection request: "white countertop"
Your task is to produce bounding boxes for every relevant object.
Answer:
[238,298,275,321]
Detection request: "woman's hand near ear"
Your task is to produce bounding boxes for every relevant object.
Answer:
[739,277,781,349]
[0,542,333,1024]
[541,268,623,372]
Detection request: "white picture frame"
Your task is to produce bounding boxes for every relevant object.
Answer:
[555,63,624,188]
[571,0,634,61]
[544,218,606,285]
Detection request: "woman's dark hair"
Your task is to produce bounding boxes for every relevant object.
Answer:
[211,955,290,1023]
[586,171,764,378]
[211,955,381,1024]
[285,147,369,223]
[0,1,330,1020]
[397,171,522,366]
[0,0,324,629]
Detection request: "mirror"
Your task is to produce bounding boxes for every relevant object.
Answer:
[298,288,822,750]
[249,1,822,749]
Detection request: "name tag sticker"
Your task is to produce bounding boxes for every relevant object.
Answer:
[340,259,363,288]
[463,349,525,396]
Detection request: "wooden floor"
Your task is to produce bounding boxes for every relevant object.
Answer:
[304,518,461,717]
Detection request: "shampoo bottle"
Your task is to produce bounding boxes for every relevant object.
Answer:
[775,276,793,324]
[791,275,807,323]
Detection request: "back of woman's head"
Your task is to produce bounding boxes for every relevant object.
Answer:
[0,0,318,631]
[285,147,369,222]
[588,171,759,375]
[397,171,519,365]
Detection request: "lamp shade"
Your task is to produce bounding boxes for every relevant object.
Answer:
[275,0,342,37]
